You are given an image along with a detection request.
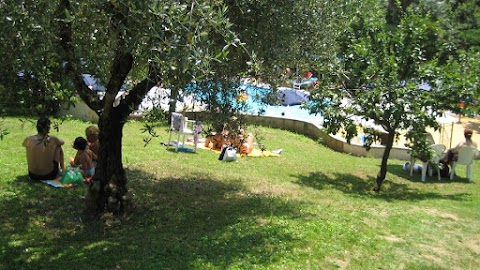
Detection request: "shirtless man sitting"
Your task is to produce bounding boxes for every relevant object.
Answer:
[23,118,65,180]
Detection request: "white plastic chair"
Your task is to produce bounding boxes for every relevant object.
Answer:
[450,146,478,181]
[292,81,301,90]
[410,144,446,182]
[425,144,446,181]
[168,112,197,152]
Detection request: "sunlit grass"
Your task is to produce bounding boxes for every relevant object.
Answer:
[1,116,479,270]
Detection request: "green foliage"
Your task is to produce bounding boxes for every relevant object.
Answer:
[405,0,480,116]
[306,7,456,189]
[184,80,252,130]
[0,1,76,115]
[437,49,480,116]
[311,10,444,138]
[450,0,480,48]
[407,0,480,56]
[225,0,370,83]
[0,1,251,117]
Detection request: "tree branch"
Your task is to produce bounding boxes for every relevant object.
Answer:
[116,63,161,120]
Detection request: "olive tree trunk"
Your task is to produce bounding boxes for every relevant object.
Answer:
[85,108,129,215]
[57,0,158,215]
[85,74,158,216]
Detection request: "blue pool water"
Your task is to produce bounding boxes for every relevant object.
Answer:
[240,84,324,126]
[177,82,324,126]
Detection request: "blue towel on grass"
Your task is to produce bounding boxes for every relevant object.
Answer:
[41,180,65,188]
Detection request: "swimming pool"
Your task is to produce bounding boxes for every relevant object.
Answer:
[239,84,324,127]
[136,82,324,127]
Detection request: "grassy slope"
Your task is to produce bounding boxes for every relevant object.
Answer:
[0,116,479,270]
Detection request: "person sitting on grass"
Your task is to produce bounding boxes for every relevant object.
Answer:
[23,117,66,180]
[69,137,97,179]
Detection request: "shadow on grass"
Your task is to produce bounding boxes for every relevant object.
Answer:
[387,163,475,184]
[293,170,469,202]
[0,169,303,270]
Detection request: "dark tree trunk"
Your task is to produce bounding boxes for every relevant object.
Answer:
[85,82,159,217]
[373,130,396,192]
[57,0,161,216]
[84,61,159,216]
[84,51,133,216]
[168,87,179,125]
[86,110,128,215]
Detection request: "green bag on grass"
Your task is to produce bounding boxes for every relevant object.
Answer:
[60,168,84,185]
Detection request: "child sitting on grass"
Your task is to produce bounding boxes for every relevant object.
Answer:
[85,125,99,158]
[69,137,97,179]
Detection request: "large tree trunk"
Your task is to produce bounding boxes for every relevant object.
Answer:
[84,58,159,216]
[85,79,159,216]
[56,0,158,215]
[84,50,133,216]
[373,130,396,192]
[86,110,128,215]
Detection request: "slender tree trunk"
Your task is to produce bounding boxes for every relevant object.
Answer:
[168,87,179,124]
[373,131,396,192]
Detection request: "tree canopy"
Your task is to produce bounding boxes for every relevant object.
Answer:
[306,2,476,191]
[0,0,255,214]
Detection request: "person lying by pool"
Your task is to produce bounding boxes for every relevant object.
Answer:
[204,123,227,150]
[205,116,241,150]
[229,129,254,155]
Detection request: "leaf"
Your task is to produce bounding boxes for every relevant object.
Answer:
[143,137,152,147]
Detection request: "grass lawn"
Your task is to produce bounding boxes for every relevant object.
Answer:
[1,116,480,270]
